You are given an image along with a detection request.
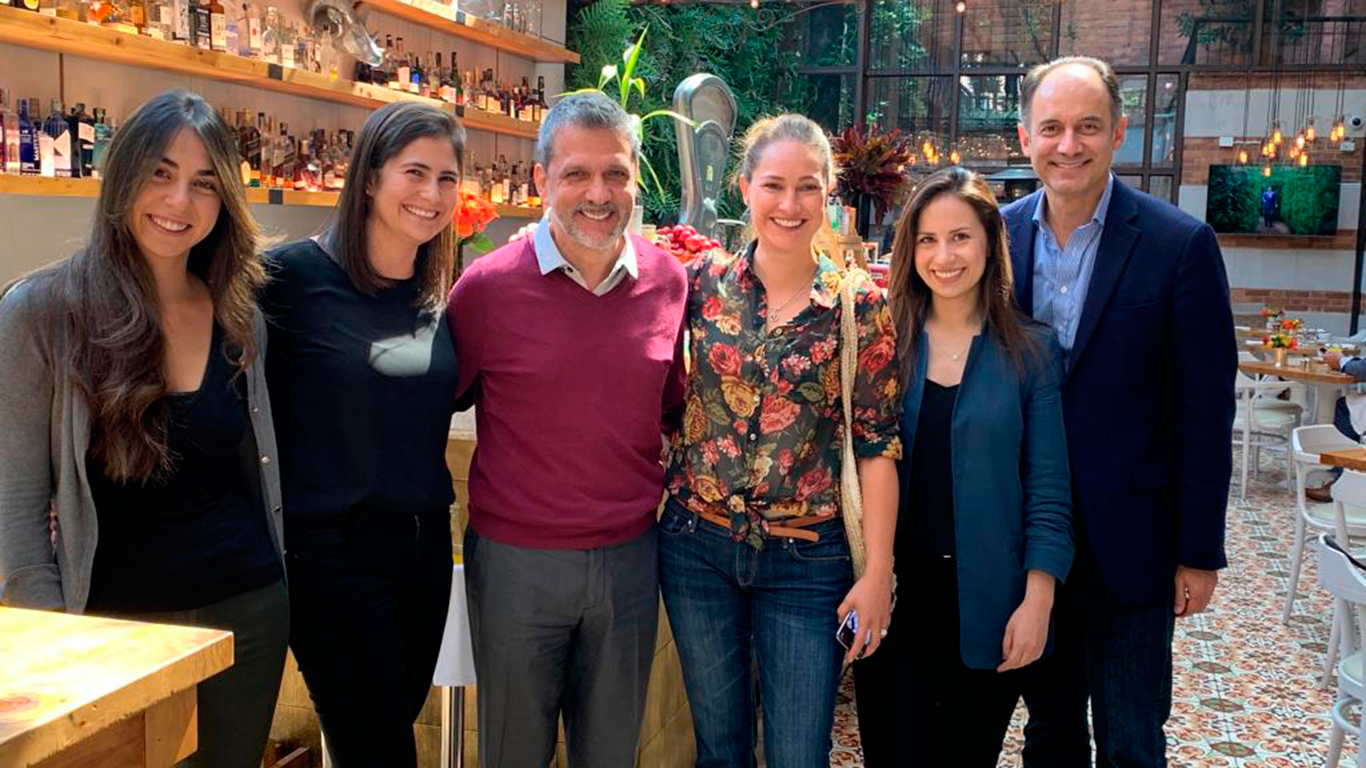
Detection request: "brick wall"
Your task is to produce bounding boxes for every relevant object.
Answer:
[1182,137,1364,185]
[1231,287,1364,312]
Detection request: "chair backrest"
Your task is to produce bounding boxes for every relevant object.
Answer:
[1336,470,1366,509]
[1318,534,1366,691]
[1293,424,1361,464]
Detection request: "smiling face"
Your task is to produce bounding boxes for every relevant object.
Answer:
[1018,63,1126,204]
[913,193,989,308]
[535,123,637,254]
[127,128,222,266]
[366,135,461,251]
[739,139,830,257]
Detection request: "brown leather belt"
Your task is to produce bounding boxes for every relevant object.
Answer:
[694,508,836,543]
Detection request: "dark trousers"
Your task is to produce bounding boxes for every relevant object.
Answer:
[1021,543,1176,768]
[464,523,659,768]
[853,557,1024,768]
[285,510,452,768]
[100,579,290,768]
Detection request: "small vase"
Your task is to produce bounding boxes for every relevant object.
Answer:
[1274,347,1288,367]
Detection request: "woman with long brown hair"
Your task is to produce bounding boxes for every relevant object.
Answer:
[259,100,464,767]
[0,90,288,768]
[852,165,1073,766]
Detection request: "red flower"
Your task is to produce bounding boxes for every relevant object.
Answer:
[858,333,895,374]
[453,191,499,239]
[794,465,834,501]
[708,343,743,377]
[758,395,802,434]
[701,296,724,320]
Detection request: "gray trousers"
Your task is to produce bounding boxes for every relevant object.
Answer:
[464,524,659,768]
[105,579,290,768]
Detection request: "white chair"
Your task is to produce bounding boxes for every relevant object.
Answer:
[1233,362,1303,497]
[1283,425,1366,624]
[1318,530,1366,767]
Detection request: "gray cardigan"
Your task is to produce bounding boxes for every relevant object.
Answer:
[0,279,285,613]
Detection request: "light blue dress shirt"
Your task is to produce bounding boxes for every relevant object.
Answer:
[1032,175,1115,354]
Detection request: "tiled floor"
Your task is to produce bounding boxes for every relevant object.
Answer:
[826,449,1353,766]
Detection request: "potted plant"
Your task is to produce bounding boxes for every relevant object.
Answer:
[1263,330,1298,367]
[831,123,914,239]
[452,190,500,275]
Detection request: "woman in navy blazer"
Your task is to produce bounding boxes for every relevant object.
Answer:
[853,167,1073,766]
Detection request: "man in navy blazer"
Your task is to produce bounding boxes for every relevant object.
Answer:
[1003,57,1237,767]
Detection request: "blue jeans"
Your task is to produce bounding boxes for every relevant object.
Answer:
[658,501,852,768]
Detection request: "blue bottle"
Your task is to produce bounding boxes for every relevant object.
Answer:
[18,98,38,176]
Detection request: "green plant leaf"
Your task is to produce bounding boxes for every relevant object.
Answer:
[599,64,619,91]
[620,26,648,107]
[631,77,647,103]
[639,109,697,128]
[463,232,495,256]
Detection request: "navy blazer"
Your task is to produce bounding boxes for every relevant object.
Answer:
[899,323,1073,669]
[1003,181,1237,606]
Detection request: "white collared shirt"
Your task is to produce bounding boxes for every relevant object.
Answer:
[533,214,638,296]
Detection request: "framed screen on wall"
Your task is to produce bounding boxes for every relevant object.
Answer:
[1206,165,1341,236]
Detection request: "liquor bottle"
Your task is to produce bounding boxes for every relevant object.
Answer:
[260,6,278,62]
[191,0,211,49]
[419,52,434,98]
[293,132,308,190]
[320,131,337,191]
[245,1,261,56]
[18,99,38,176]
[448,51,461,104]
[320,30,337,79]
[498,154,511,202]
[91,108,112,177]
[332,129,350,188]
[68,102,94,177]
[274,121,293,189]
[477,69,493,111]
[517,77,534,122]
[148,0,172,38]
[408,50,423,95]
[526,165,539,207]
[279,21,295,67]
[223,0,239,53]
[0,90,16,176]
[208,0,226,51]
[534,75,547,122]
[40,98,71,178]
[394,37,409,91]
[433,52,447,102]
[56,0,83,20]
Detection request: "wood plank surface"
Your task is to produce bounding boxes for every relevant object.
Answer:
[359,0,580,63]
[1322,449,1366,472]
[0,607,231,768]
[1238,360,1356,385]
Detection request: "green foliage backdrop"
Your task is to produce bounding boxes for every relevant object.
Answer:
[1206,165,1341,236]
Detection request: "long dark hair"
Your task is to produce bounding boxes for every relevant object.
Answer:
[887,166,1038,391]
[22,90,265,483]
[323,101,465,308]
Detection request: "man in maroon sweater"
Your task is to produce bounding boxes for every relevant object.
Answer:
[446,91,688,767]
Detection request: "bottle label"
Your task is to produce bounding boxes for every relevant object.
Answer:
[211,13,226,50]
[281,43,295,68]
[248,17,262,50]
[38,134,55,177]
[78,123,95,143]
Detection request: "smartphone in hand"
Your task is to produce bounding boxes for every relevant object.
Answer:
[836,610,859,651]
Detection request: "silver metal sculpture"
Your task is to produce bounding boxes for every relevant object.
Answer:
[673,73,738,240]
[308,0,383,66]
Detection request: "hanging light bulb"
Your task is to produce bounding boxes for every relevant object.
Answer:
[1262,165,1273,177]
[1289,145,1300,160]
[749,0,759,8]
[1237,149,1249,164]
[1306,119,1317,142]
[955,0,966,11]
[1294,132,1305,149]
[922,139,934,157]
[949,148,961,165]
[1272,122,1283,144]
[1299,152,1309,167]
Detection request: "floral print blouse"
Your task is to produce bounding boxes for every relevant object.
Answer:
[664,244,903,549]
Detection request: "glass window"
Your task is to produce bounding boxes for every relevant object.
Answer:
[1259,0,1365,66]
[1152,74,1179,166]
[1117,174,1144,189]
[960,0,1056,68]
[868,0,956,71]
[1159,0,1254,65]
[1059,0,1153,65]
[1150,175,1174,202]
[1114,75,1149,168]
[783,3,860,68]
[783,74,856,134]
[867,77,953,147]
[956,75,1028,167]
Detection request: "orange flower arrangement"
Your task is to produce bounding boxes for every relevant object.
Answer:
[453,191,500,256]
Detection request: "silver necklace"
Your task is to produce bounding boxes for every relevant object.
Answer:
[930,336,968,362]
[765,266,817,326]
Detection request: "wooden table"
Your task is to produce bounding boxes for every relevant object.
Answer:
[1322,448,1366,472]
[1239,360,1355,424]
[0,607,232,768]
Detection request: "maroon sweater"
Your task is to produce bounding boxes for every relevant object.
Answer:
[446,234,688,549]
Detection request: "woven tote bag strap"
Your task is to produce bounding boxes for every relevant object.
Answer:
[840,269,867,579]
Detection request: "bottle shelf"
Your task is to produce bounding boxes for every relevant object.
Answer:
[357,0,578,64]
[0,6,542,141]
[0,175,544,218]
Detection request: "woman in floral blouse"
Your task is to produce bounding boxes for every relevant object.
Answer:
[658,114,903,768]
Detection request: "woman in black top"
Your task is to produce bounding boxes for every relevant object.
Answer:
[0,91,288,768]
[261,100,464,767]
[853,167,1072,766]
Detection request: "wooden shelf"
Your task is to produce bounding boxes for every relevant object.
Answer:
[358,0,579,64]
[0,6,540,140]
[0,175,544,218]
